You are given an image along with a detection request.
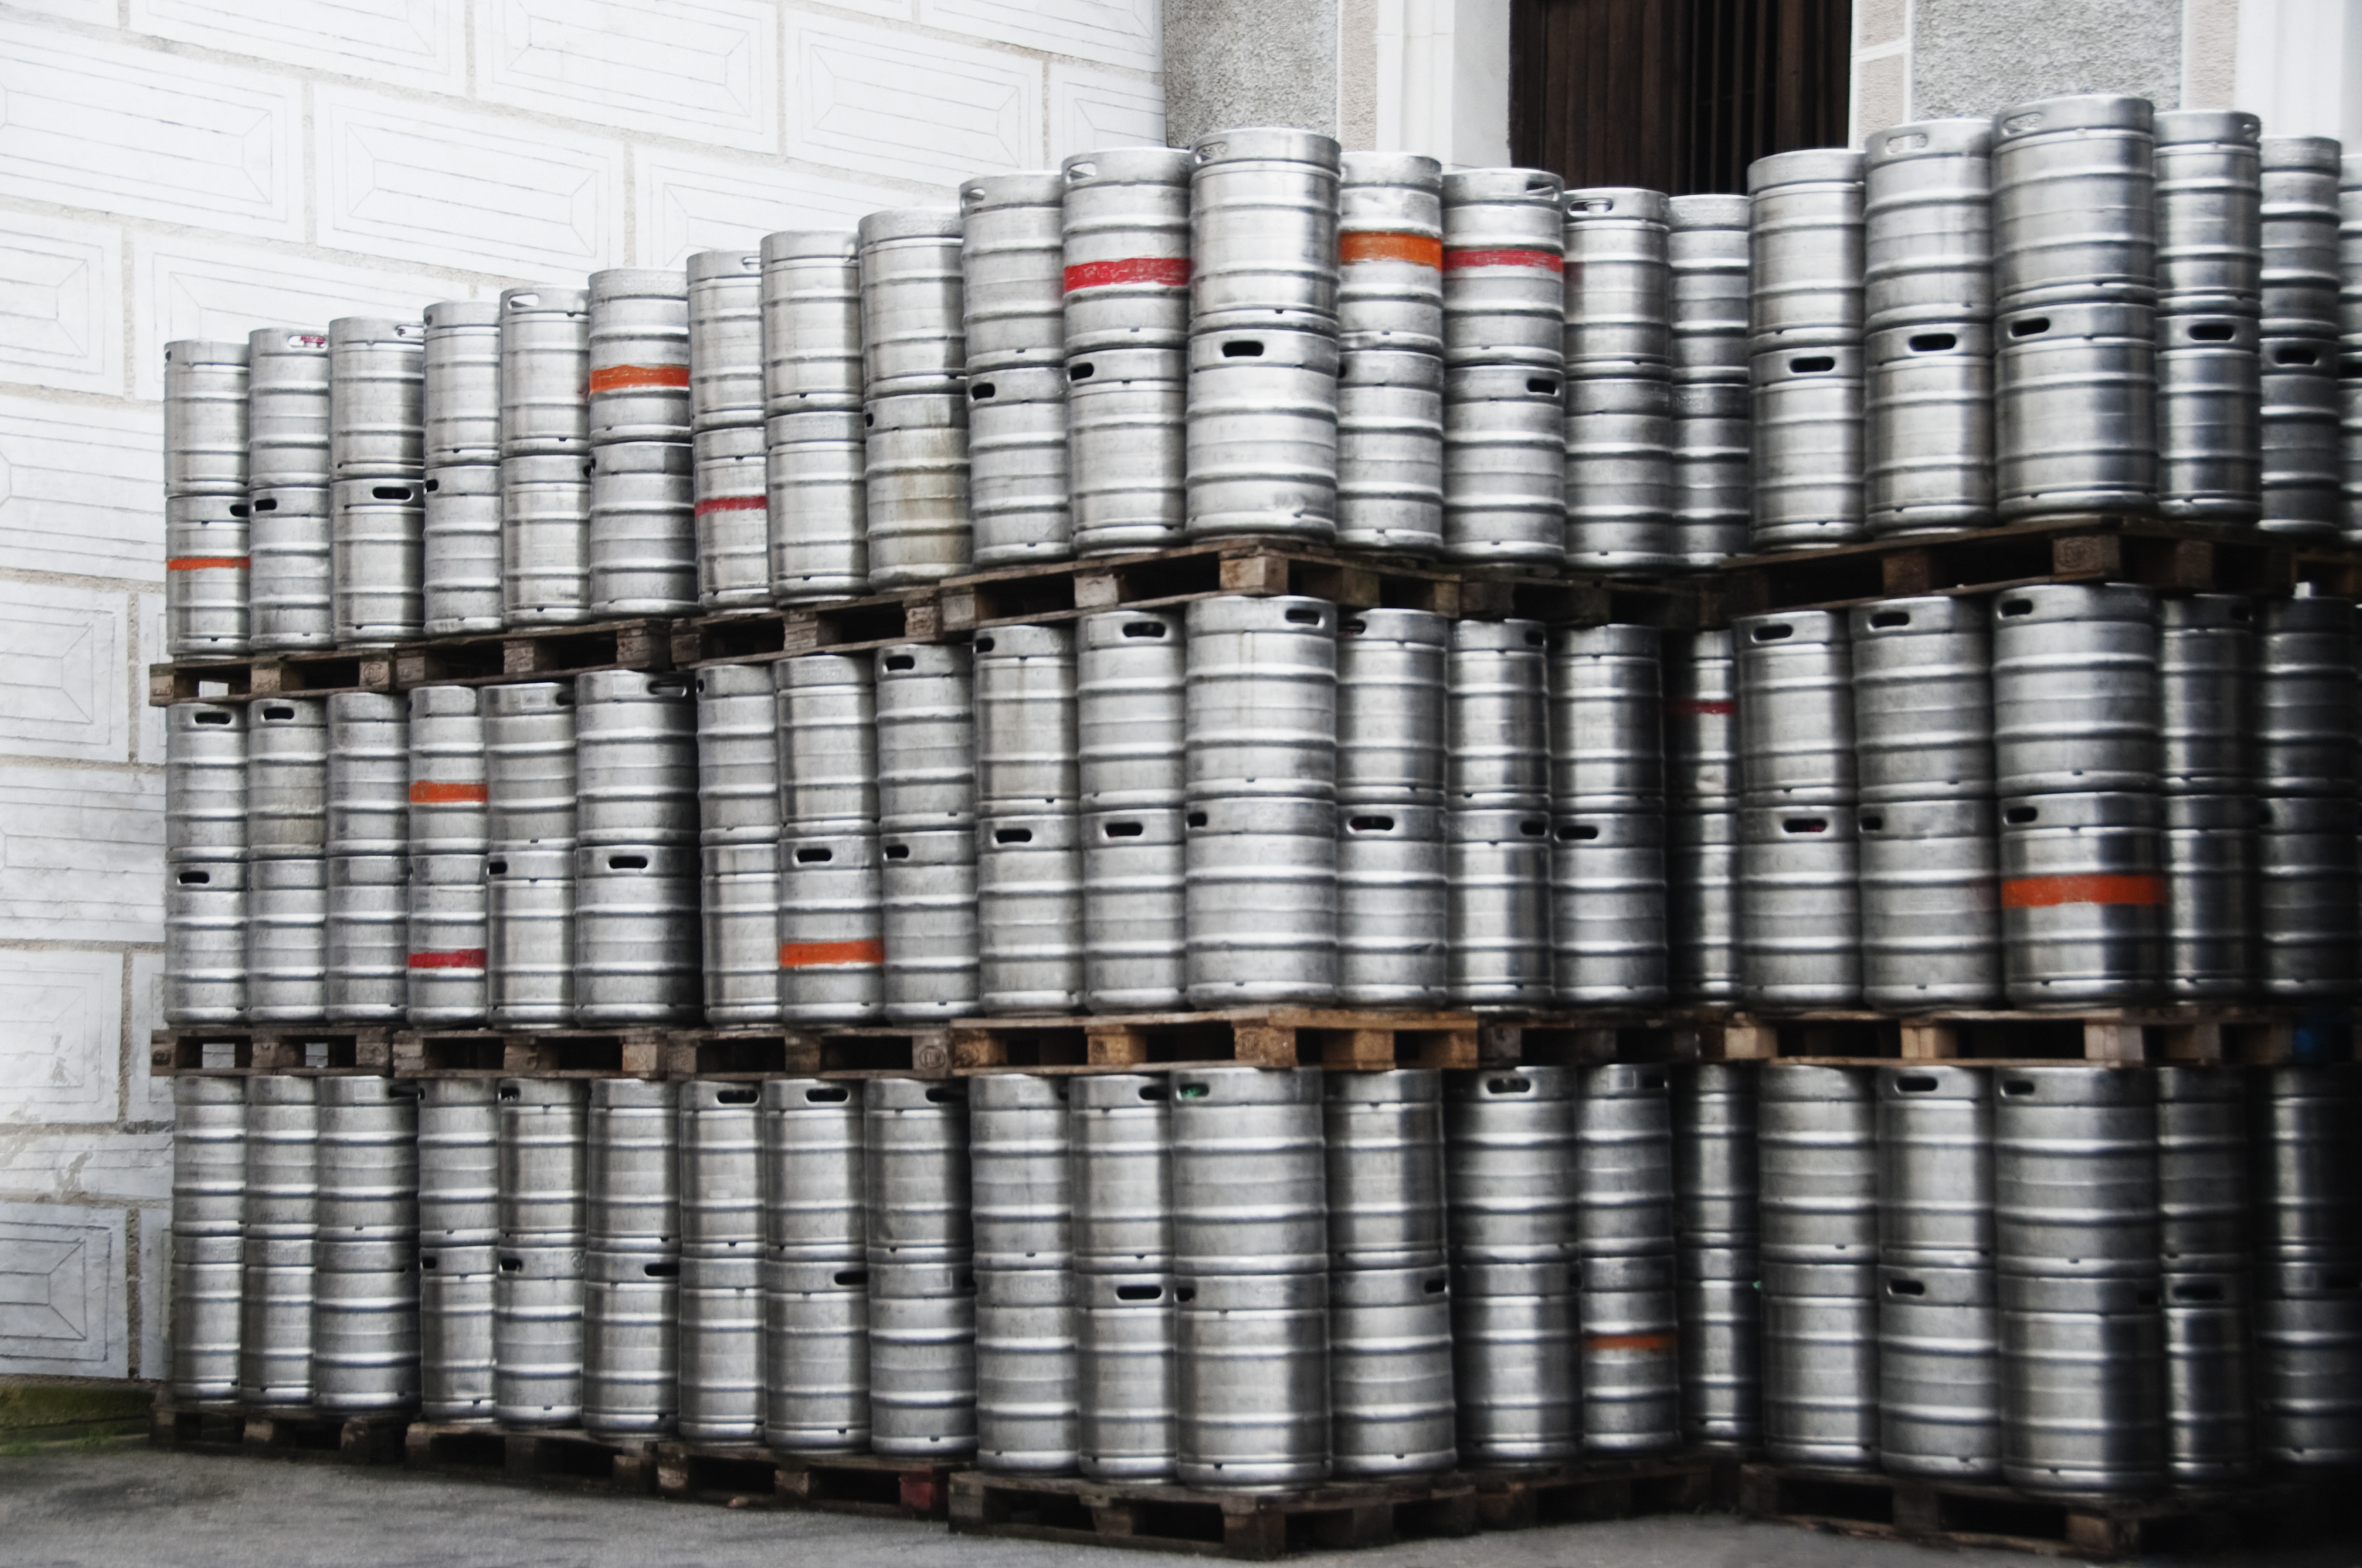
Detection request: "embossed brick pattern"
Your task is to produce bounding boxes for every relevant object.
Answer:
[0,0,1161,1383]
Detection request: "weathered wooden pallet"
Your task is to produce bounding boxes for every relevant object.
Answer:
[1736,1463,2328,1561]
[151,1398,408,1464]
[1701,1008,2316,1066]
[150,650,395,706]
[952,1009,1482,1074]
[392,619,673,688]
[151,1028,395,1076]
[404,1420,662,1493]
[1461,1453,1723,1530]
[391,1028,667,1078]
[936,537,1478,632]
[1473,1011,1713,1069]
[652,1443,962,1518]
[1718,515,2320,618]
[948,1469,1480,1558]
[674,590,946,665]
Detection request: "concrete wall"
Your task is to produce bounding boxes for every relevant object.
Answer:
[1850,0,2362,140]
[0,0,1160,1384]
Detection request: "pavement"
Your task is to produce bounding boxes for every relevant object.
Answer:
[2,1442,2354,1568]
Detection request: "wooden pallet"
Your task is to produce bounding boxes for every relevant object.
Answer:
[391,1028,667,1077]
[675,590,945,665]
[150,650,395,706]
[392,619,673,688]
[1702,1008,2317,1066]
[937,538,1478,633]
[1474,1012,1713,1069]
[1718,515,2319,618]
[653,1443,962,1518]
[151,1398,409,1464]
[952,1009,1482,1074]
[1736,1463,2329,1561]
[151,1028,395,1076]
[404,1420,662,1493]
[949,1469,1480,1558]
[1462,1453,1724,1530]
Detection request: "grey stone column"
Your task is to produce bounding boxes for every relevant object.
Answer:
[1162,0,1343,147]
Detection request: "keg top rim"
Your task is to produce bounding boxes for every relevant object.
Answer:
[499,284,591,313]
[2260,135,2345,173]
[587,267,690,296]
[329,316,425,344]
[1060,145,1194,184]
[1848,592,1987,637]
[1189,126,1344,170]
[424,299,502,328]
[1338,604,1449,642]
[760,229,860,263]
[687,248,765,282]
[1991,93,2156,139]
[2154,108,2263,146]
[1561,186,1670,224]
[1746,146,1865,192]
[164,338,252,363]
[1865,117,1996,163]
[1666,193,1752,228]
[1340,148,1444,187]
[856,208,964,244]
[960,169,1065,209]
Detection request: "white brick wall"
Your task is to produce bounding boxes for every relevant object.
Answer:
[0,0,1162,1383]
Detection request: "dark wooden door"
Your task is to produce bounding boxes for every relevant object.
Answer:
[1510,0,1853,196]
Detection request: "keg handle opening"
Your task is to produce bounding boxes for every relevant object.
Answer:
[1789,355,1835,374]
[717,1086,758,1105]
[1781,817,1828,835]
[971,381,998,401]
[1122,621,1167,639]
[644,1260,679,1278]
[194,710,232,725]
[1222,339,1266,358]
[2188,322,2236,342]
[1485,1076,1532,1094]
[2008,317,2050,338]
[1284,607,1323,625]
[1137,1083,1168,1101]
[1859,813,1884,832]
[1999,1078,2036,1096]
[254,495,277,510]
[884,843,911,860]
[1886,1278,1926,1296]
[1895,1074,1939,1092]
[1908,333,1957,353]
[1103,820,1145,838]
[834,1269,867,1286]
[994,827,1034,844]
[804,1086,850,1103]
[1176,1082,1208,1099]
[884,654,915,670]
[371,485,415,501]
[924,1086,963,1104]
[1556,823,1599,841]
[1868,610,1911,628]
[795,847,834,863]
[177,869,213,885]
[1068,361,1095,381]
[2273,343,2321,366]
[1350,815,1398,833]
[1750,623,1794,642]
[1117,1284,1164,1301]
[1423,1274,1447,1293]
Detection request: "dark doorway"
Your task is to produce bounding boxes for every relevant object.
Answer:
[1510,0,1854,196]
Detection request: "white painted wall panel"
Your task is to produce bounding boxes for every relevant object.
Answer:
[478,0,780,151]
[0,0,1160,1388]
[0,22,301,239]
[785,13,1047,185]
[314,89,626,277]
[0,394,164,583]
[0,1201,126,1378]
[128,0,469,93]
[0,209,123,397]
[0,949,124,1126]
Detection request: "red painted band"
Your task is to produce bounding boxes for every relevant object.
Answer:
[780,939,885,968]
[408,949,487,970]
[1063,256,1191,292]
[1443,246,1565,273]
[1584,1331,1676,1352]
[588,364,690,393]
[408,781,488,804]
[1340,231,1444,268]
[2001,873,2167,909]
[694,495,768,516]
[167,556,250,571]
[1669,699,1735,716]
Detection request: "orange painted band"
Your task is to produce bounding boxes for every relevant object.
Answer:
[409,781,488,804]
[1444,246,1565,273]
[1341,230,1444,268]
[780,939,885,968]
[167,556,249,571]
[588,364,690,393]
[1584,1332,1676,1352]
[408,948,486,970]
[1670,699,1734,716]
[694,495,768,516]
[2001,873,2167,909]
[1064,257,1191,291]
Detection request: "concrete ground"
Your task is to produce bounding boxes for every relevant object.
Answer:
[4,1444,2356,1568]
